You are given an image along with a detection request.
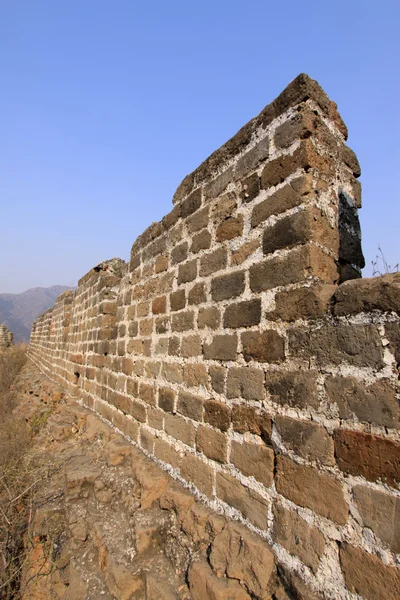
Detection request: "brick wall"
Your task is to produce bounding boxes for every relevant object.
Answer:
[29,74,400,600]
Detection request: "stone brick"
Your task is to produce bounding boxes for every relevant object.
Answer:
[189,559,251,600]
[165,413,195,447]
[155,317,168,334]
[183,364,208,388]
[209,365,226,394]
[211,271,245,302]
[139,318,153,336]
[187,206,209,233]
[140,428,155,453]
[275,416,334,465]
[152,295,166,314]
[199,247,228,276]
[204,167,234,201]
[334,429,400,486]
[137,301,150,317]
[171,310,194,332]
[177,391,204,421]
[129,399,147,423]
[261,141,333,190]
[181,188,202,218]
[386,321,400,364]
[158,387,176,413]
[251,175,313,229]
[178,259,197,284]
[239,173,260,203]
[191,229,212,253]
[231,405,272,442]
[250,244,338,292]
[168,336,180,356]
[333,273,400,316]
[181,335,202,357]
[204,334,238,361]
[340,543,400,600]
[198,307,220,329]
[276,455,348,524]
[273,503,325,573]
[231,440,274,486]
[204,400,230,432]
[162,362,183,384]
[216,216,244,242]
[147,406,164,430]
[188,282,206,305]
[170,289,186,312]
[127,378,139,397]
[138,382,156,406]
[226,366,264,400]
[154,438,183,469]
[325,376,399,429]
[235,136,270,180]
[212,192,237,221]
[223,299,261,329]
[265,370,319,409]
[231,239,260,266]
[121,358,133,376]
[180,453,214,497]
[154,254,169,273]
[276,567,323,600]
[241,329,285,363]
[216,472,269,529]
[210,522,275,598]
[353,485,400,554]
[270,283,336,321]
[171,242,189,265]
[196,425,228,463]
[290,323,384,369]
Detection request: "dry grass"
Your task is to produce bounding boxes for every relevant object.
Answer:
[0,345,31,599]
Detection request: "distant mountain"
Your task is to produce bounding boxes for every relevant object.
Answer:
[0,286,73,342]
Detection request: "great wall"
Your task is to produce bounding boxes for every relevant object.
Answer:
[26,74,399,599]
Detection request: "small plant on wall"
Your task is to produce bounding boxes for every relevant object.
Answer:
[371,246,399,277]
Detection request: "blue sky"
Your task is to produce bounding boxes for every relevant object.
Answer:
[1,0,399,293]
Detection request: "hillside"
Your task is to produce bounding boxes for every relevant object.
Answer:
[0,286,73,342]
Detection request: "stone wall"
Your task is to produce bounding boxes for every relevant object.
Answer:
[29,74,400,600]
[0,323,14,350]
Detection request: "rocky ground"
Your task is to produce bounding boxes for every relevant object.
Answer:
[8,361,314,600]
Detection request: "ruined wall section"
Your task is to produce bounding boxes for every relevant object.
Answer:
[29,75,400,600]
[0,324,14,350]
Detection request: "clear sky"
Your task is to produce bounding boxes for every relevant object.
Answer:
[1,0,399,293]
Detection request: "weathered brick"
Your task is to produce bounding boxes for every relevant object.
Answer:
[171,310,194,332]
[181,188,202,218]
[204,334,238,361]
[198,307,220,329]
[152,295,166,314]
[241,329,285,363]
[325,376,399,428]
[216,472,269,530]
[140,428,155,453]
[171,242,188,265]
[178,259,197,284]
[209,365,225,393]
[216,215,244,242]
[199,247,228,277]
[138,382,156,406]
[147,406,164,430]
[334,429,400,486]
[275,416,334,465]
[273,503,325,573]
[154,438,183,469]
[239,173,260,203]
[129,399,147,423]
[139,318,153,336]
[235,136,270,180]
[177,391,204,421]
[196,425,228,463]
[180,453,214,497]
[270,283,336,321]
[168,336,180,356]
[127,378,139,398]
[231,405,272,442]
[181,335,202,357]
[188,559,251,600]
[158,387,176,413]
[250,244,338,292]
[223,299,261,329]
[211,271,245,301]
[186,206,209,233]
[154,254,169,274]
[170,289,186,312]
[204,400,230,432]
[191,229,212,253]
[188,282,206,305]
[231,239,260,266]
[266,370,319,409]
[290,323,384,369]
[340,543,400,600]
[183,364,208,388]
[137,301,150,317]
[165,413,195,446]
[275,455,348,524]
[231,440,274,486]
[226,366,264,400]
[353,485,400,554]
[162,362,183,384]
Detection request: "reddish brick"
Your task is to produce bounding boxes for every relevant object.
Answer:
[152,295,167,314]
[241,330,285,363]
[204,400,231,432]
[196,425,228,463]
[216,216,244,242]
